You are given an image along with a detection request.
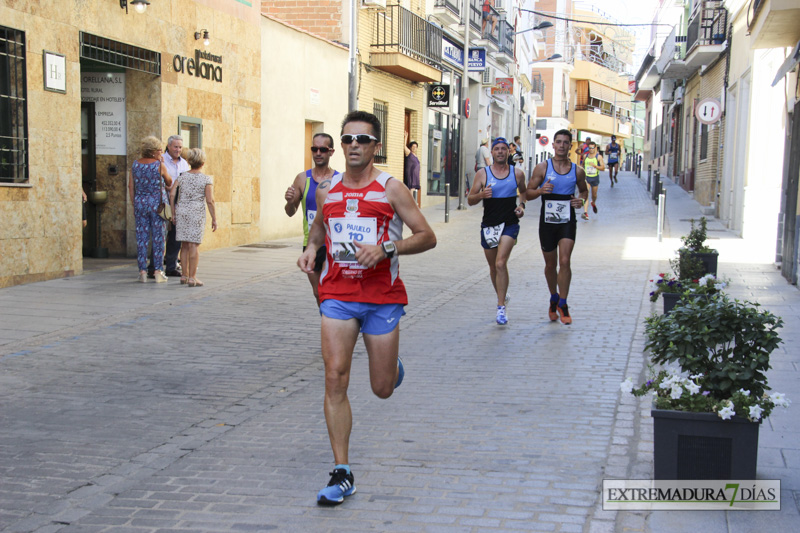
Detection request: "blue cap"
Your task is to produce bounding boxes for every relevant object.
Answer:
[492,137,509,148]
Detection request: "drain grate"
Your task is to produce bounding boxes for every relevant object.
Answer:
[239,243,291,249]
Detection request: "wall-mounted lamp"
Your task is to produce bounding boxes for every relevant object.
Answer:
[547,53,563,61]
[534,21,554,31]
[194,30,210,46]
[119,0,150,14]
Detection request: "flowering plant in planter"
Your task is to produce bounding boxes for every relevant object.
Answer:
[648,272,728,303]
[621,294,789,421]
[672,217,719,279]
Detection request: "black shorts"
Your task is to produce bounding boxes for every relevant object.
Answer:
[539,221,577,252]
[607,160,619,168]
[539,194,576,252]
[303,245,327,273]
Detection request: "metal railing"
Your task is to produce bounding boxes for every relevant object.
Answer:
[372,5,444,71]
[531,72,544,98]
[434,0,460,18]
[686,0,728,55]
[499,19,514,57]
[469,0,501,47]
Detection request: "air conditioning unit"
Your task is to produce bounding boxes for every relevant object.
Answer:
[361,0,386,8]
[482,67,494,85]
[674,86,684,105]
[660,79,676,102]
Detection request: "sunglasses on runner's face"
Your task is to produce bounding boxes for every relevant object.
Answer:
[310,146,331,153]
[341,134,378,144]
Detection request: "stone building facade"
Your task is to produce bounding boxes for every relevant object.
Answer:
[0,0,261,288]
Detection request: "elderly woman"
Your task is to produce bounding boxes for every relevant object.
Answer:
[169,148,216,287]
[129,136,172,283]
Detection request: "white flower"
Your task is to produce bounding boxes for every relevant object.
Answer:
[690,373,704,380]
[718,402,735,420]
[697,276,709,287]
[739,389,751,397]
[620,378,634,394]
[686,381,701,395]
[748,404,764,421]
[769,392,791,408]
[670,386,684,400]
[714,282,726,291]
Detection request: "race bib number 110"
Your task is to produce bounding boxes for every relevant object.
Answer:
[330,217,378,266]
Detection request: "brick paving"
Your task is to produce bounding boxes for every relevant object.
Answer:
[0,172,798,532]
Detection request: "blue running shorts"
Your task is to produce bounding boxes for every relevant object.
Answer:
[480,223,520,249]
[320,300,406,335]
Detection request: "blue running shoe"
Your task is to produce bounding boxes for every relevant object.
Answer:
[317,468,356,505]
[496,305,508,325]
[395,357,404,389]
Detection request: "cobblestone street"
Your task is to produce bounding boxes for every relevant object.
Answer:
[1,172,798,533]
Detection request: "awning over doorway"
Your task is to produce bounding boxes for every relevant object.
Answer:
[772,39,800,87]
[80,32,160,75]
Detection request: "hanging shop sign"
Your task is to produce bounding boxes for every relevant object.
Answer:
[173,49,223,82]
[491,77,513,96]
[428,84,450,108]
[468,48,486,71]
[81,72,127,155]
[43,51,66,93]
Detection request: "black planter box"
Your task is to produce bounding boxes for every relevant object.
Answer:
[662,292,681,314]
[690,251,719,277]
[652,408,760,480]
[661,293,710,314]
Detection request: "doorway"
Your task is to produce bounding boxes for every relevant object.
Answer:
[81,102,97,256]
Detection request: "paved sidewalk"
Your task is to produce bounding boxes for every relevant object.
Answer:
[0,171,797,533]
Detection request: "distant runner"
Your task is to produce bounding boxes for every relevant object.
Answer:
[581,142,605,220]
[605,135,621,186]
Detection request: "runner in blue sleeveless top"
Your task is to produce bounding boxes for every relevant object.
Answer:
[605,135,622,186]
[285,133,339,305]
[467,136,527,325]
[525,129,588,325]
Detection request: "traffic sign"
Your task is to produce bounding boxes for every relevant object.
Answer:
[696,98,722,125]
[464,98,471,118]
[539,135,549,146]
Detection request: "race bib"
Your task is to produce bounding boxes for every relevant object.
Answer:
[585,165,596,175]
[307,209,316,226]
[544,200,571,224]
[482,223,505,249]
[329,217,378,269]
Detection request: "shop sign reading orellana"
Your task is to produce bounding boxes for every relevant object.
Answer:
[172,49,222,82]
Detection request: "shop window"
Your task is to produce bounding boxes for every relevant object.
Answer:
[178,116,202,148]
[0,26,28,184]
[699,123,708,161]
[373,101,388,164]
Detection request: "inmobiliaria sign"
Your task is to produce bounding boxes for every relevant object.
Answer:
[172,49,222,82]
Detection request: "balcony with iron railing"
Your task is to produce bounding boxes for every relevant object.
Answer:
[469,0,500,50]
[370,5,444,83]
[531,71,544,100]
[656,25,693,80]
[686,1,726,51]
[431,0,461,27]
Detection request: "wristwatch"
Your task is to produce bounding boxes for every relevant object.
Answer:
[381,241,396,258]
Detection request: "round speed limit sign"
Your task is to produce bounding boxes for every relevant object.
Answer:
[696,98,722,125]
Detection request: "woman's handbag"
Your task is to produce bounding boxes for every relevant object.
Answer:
[158,202,172,221]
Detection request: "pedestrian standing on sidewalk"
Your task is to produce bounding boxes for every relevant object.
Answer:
[467,137,527,325]
[605,135,622,186]
[298,111,436,506]
[129,136,172,283]
[581,142,605,220]
[169,148,216,287]
[148,135,190,279]
[526,129,588,324]
[285,133,339,305]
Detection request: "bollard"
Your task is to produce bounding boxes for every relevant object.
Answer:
[647,165,652,191]
[445,183,450,223]
[657,188,667,242]
[412,189,418,204]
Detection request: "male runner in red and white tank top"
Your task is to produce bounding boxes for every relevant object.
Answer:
[298,111,436,506]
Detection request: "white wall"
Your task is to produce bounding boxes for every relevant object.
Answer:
[260,16,349,241]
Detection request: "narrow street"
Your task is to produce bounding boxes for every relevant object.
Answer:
[1,171,797,533]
